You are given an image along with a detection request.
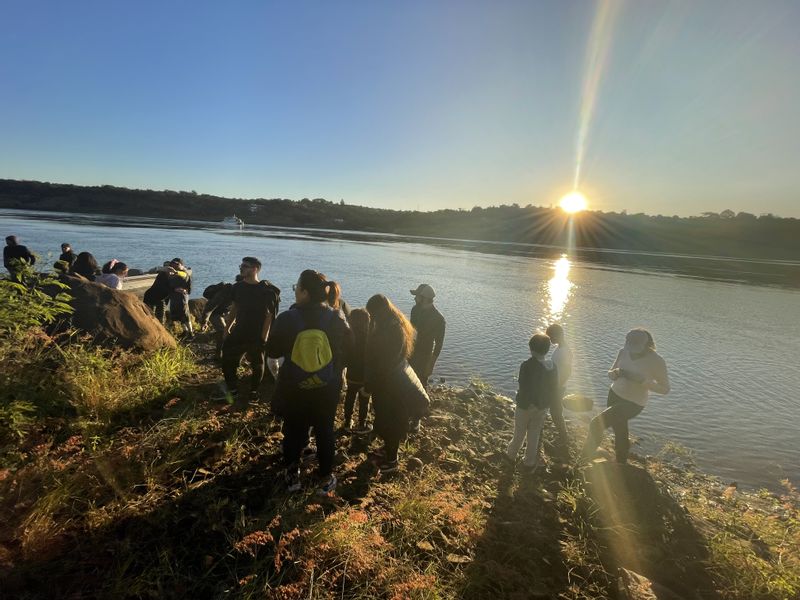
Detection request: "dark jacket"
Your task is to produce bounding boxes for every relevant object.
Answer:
[267,304,353,381]
[143,271,171,305]
[59,250,77,267]
[408,304,445,377]
[516,357,558,410]
[4,244,35,273]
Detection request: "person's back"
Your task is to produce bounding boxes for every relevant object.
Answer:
[505,333,556,472]
[516,356,558,410]
[4,236,35,277]
[228,279,280,342]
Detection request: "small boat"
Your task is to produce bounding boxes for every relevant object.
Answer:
[221,214,244,229]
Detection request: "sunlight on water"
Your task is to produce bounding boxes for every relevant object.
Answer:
[545,254,574,323]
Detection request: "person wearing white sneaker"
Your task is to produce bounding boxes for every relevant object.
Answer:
[505,333,559,471]
[267,270,353,493]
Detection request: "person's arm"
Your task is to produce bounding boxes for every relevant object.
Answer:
[430,316,445,371]
[225,304,238,334]
[3,248,10,271]
[515,361,530,405]
[608,349,623,381]
[647,356,671,395]
[260,311,273,344]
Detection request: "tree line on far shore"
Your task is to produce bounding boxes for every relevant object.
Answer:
[1,178,798,261]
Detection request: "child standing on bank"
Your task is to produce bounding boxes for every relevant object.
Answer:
[505,333,559,472]
[342,308,372,434]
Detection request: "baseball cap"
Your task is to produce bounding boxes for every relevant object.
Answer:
[410,283,436,299]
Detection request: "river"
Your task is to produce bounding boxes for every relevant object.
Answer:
[2,209,799,490]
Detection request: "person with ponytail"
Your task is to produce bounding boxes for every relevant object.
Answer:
[267,269,353,494]
[96,260,128,290]
[364,294,429,474]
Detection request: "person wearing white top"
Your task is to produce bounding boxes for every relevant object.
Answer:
[96,261,128,290]
[546,323,572,450]
[581,328,670,464]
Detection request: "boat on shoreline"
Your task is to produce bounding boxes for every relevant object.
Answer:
[221,214,244,230]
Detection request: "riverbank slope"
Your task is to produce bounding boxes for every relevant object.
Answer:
[1,331,798,599]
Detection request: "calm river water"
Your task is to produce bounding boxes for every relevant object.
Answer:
[3,209,799,490]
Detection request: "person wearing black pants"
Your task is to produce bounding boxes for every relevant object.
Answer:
[581,328,670,464]
[266,269,352,494]
[217,257,280,403]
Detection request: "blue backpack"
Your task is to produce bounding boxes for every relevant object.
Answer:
[285,309,336,389]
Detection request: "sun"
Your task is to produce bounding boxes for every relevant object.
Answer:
[559,191,588,214]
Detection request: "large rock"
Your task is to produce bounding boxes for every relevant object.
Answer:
[61,275,176,351]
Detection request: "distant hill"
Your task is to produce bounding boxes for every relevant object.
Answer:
[1,178,798,262]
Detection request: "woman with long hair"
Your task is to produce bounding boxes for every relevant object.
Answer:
[581,328,670,464]
[365,294,428,473]
[266,269,353,494]
[69,252,98,281]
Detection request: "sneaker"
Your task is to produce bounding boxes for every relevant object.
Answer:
[316,474,337,495]
[285,468,302,493]
[379,460,399,474]
[211,389,239,404]
[352,424,372,435]
[249,390,260,403]
[301,446,317,462]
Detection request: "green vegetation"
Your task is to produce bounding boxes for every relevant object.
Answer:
[1,282,798,598]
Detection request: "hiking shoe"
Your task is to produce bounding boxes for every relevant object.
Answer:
[285,468,302,493]
[316,474,337,495]
[379,460,399,474]
[211,389,238,404]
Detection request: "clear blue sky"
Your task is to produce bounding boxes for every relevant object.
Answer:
[1,1,798,216]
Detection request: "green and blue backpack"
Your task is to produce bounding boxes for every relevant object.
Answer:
[286,309,336,389]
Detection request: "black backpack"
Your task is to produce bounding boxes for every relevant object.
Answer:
[203,282,226,300]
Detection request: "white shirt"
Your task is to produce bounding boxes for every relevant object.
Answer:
[609,347,670,407]
[551,343,573,388]
[96,273,123,290]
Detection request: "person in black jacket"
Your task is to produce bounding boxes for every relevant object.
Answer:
[59,243,77,268]
[143,263,173,323]
[199,276,240,361]
[4,235,36,280]
[505,333,558,473]
[342,308,371,433]
[166,258,193,337]
[267,269,352,495]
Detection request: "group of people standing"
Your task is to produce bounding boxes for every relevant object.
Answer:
[196,257,446,494]
[4,235,671,494]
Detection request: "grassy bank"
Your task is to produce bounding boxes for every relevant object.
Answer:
[1,326,798,598]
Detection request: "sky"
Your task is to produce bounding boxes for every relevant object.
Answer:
[1,0,798,217]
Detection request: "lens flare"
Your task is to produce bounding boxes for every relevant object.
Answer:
[574,0,621,190]
[560,191,588,214]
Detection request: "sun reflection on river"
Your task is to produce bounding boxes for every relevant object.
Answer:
[545,254,574,322]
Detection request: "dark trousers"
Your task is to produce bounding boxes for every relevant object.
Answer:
[221,338,265,393]
[343,383,370,427]
[582,389,643,463]
[147,301,166,324]
[384,435,401,463]
[208,311,227,356]
[282,386,338,477]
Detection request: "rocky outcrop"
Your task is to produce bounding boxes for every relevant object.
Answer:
[60,275,176,351]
